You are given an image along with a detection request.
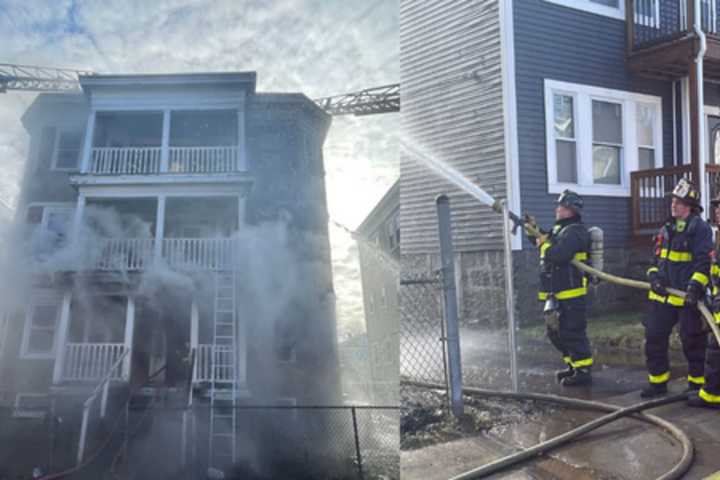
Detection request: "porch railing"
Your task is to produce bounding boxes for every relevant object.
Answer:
[168,146,238,173]
[94,238,154,271]
[630,163,720,235]
[90,147,162,174]
[194,344,235,382]
[87,145,239,175]
[162,238,236,271]
[92,237,236,271]
[62,343,127,382]
[628,0,719,51]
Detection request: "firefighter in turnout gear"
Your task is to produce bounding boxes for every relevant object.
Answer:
[642,178,713,399]
[532,190,593,387]
[688,194,720,409]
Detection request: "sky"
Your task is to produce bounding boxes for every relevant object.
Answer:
[0,0,399,338]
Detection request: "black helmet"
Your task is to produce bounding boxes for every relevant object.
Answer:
[557,189,583,212]
[671,178,701,208]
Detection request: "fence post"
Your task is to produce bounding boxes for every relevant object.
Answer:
[501,201,519,392]
[436,195,464,417]
[351,407,364,480]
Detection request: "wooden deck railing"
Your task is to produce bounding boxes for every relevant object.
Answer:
[631,163,720,236]
[627,0,719,51]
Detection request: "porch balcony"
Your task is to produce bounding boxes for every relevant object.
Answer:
[59,343,128,382]
[81,109,245,176]
[630,163,720,236]
[626,0,720,80]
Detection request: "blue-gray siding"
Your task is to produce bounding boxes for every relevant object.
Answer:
[514,0,674,248]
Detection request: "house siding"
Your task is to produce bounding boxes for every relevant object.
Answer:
[399,0,507,255]
[514,0,674,248]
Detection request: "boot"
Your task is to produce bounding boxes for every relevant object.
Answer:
[555,366,574,383]
[560,367,591,387]
[640,382,667,399]
[687,391,720,409]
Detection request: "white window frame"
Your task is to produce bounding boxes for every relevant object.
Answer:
[543,0,625,20]
[544,79,663,197]
[51,128,84,172]
[20,294,62,359]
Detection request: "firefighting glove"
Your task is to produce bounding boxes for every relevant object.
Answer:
[684,283,702,308]
[648,271,668,297]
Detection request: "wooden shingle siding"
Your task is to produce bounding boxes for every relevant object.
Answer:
[514,0,674,248]
[400,0,507,255]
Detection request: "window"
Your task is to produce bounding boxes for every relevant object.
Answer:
[592,100,623,185]
[26,204,75,256]
[545,80,662,196]
[553,94,577,183]
[52,130,84,170]
[21,298,61,359]
[14,393,49,419]
[387,211,399,254]
[637,103,657,169]
[543,0,624,20]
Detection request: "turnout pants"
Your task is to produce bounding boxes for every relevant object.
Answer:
[547,297,593,369]
[644,302,707,385]
[700,334,720,402]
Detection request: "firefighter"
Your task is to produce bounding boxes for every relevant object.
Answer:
[688,194,720,409]
[532,190,593,386]
[642,178,712,398]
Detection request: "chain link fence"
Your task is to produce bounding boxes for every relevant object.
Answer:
[399,274,448,393]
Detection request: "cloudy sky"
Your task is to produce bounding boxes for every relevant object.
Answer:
[0,0,399,337]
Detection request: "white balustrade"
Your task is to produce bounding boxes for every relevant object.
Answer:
[95,238,154,271]
[167,146,238,173]
[90,147,162,174]
[162,238,235,271]
[194,344,235,382]
[62,343,127,382]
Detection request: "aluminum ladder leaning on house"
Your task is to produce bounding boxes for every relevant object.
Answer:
[208,271,238,471]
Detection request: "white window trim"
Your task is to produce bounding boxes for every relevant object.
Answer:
[544,79,663,197]
[51,128,84,172]
[543,0,625,21]
[20,294,62,359]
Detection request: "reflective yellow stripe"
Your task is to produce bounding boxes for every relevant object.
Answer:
[649,371,670,384]
[688,375,706,385]
[556,286,587,300]
[570,358,593,368]
[574,252,588,261]
[538,291,548,301]
[712,264,720,276]
[540,242,551,258]
[563,356,572,365]
[659,249,693,262]
[714,285,719,296]
[647,266,659,276]
[714,312,720,324]
[691,272,710,287]
[648,290,684,306]
[699,388,720,403]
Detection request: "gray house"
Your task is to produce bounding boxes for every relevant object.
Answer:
[356,180,399,406]
[400,0,720,323]
[0,72,340,477]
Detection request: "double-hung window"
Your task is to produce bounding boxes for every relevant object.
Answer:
[545,80,663,196]
[21,297,61,359]
[51,129,84,171]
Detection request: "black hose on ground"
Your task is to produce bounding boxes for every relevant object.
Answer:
[404,381,694,480]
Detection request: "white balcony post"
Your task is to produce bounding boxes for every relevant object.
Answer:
[161,110,171,173]
[122,296,135,381]
[80,110,96,173]
[154,196,166,262]
[52,290,73,384]
[191,300,199,380]
[237,107,246,171]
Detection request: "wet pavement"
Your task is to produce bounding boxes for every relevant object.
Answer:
[402,327,720,479]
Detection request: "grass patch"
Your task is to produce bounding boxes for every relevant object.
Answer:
[519,310,682,351]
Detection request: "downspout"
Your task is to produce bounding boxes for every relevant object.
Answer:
[694,0,708,208]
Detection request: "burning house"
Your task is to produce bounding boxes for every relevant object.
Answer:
[0,72,342,478]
